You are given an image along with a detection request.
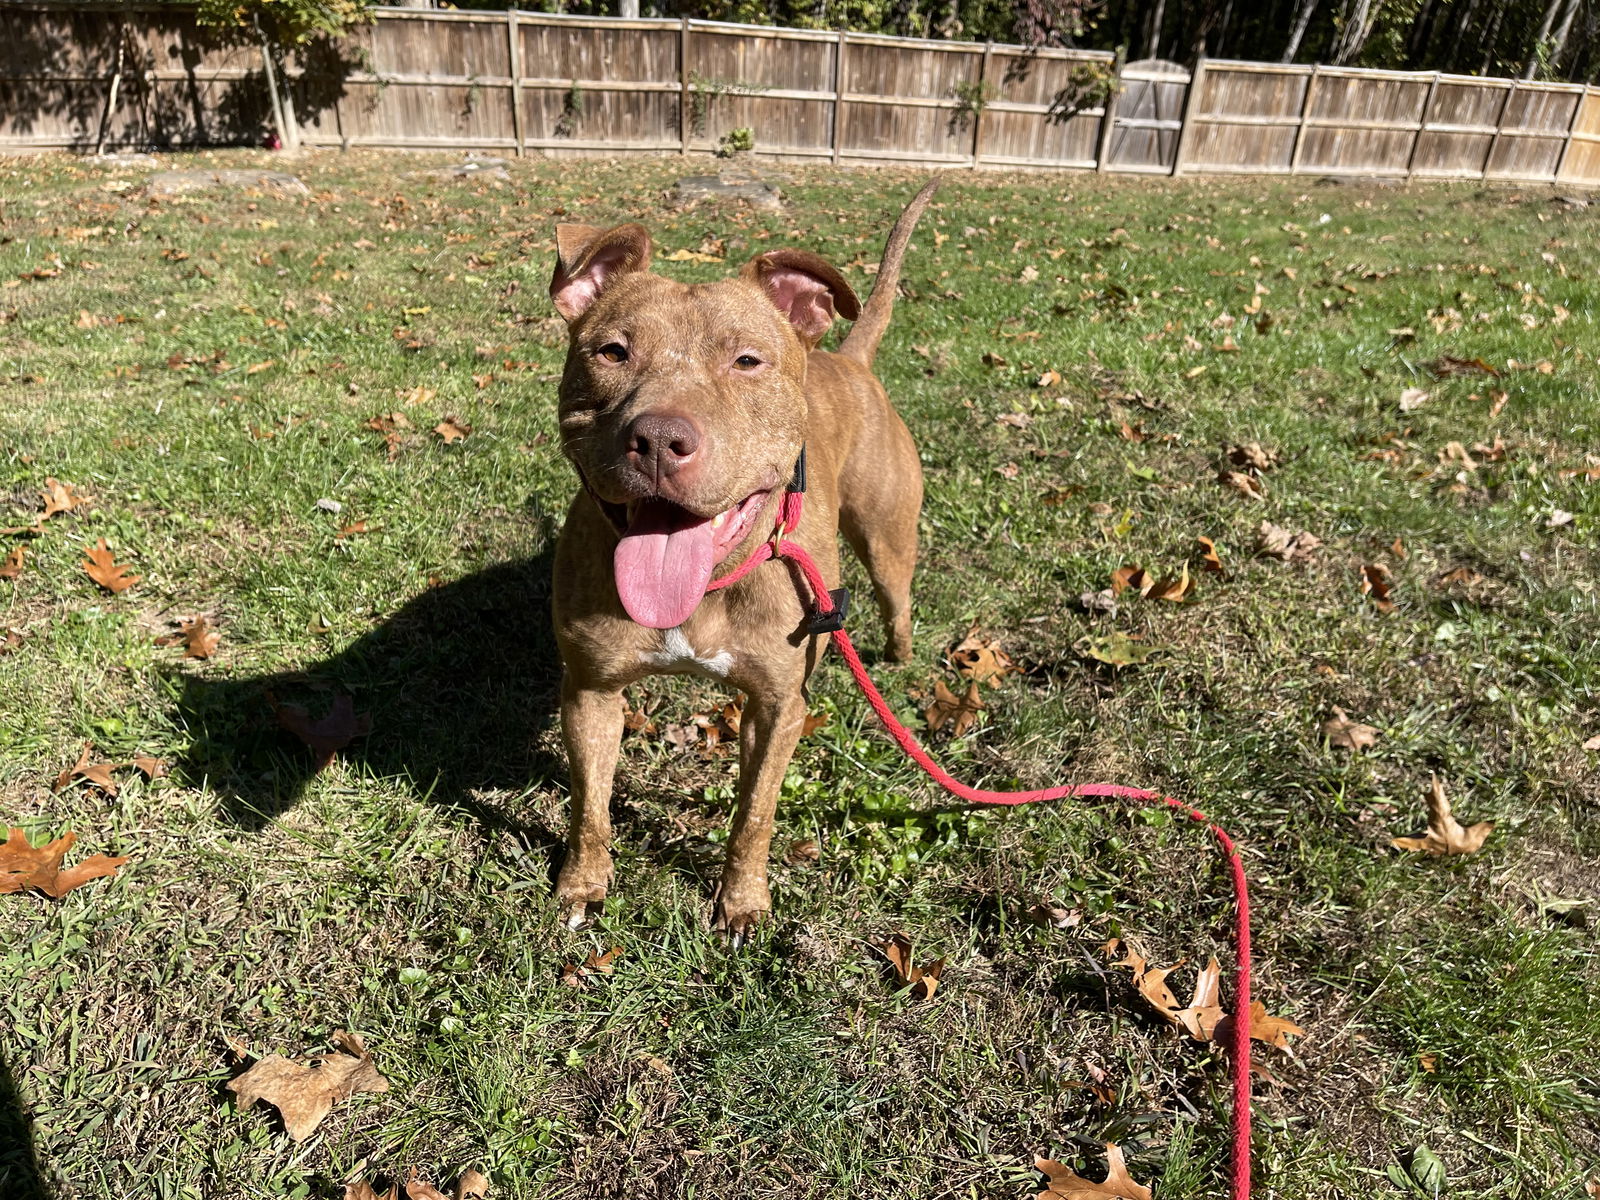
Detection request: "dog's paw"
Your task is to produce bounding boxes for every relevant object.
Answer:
[555,863,610,931]
[712,883,771,949]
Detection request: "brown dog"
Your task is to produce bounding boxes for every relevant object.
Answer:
[546,177,939,936]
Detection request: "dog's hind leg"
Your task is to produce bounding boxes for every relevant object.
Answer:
[839,416,922,663]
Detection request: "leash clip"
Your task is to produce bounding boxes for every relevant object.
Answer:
[806,587,850,635]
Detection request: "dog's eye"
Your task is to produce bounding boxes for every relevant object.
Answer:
[596,343,629,364]
[733,354,762,370]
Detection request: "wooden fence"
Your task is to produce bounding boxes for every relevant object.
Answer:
[3,3,1599,186]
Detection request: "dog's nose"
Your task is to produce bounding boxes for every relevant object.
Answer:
[626,412,702,483]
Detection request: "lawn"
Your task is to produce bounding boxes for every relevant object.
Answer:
[1,149,1597,1200]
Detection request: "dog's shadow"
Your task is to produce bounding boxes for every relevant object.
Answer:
[174,548,569,842]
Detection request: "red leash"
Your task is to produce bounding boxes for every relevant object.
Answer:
[707,489,1254,1200]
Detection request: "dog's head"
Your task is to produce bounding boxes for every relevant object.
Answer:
[548,223,858,628]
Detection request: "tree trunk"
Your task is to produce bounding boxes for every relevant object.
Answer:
[618,0,640,15]
[1548,0,1582,72]
[1479,1,1506,73]
[1524,0,1567,75]
[1447,0,1483,72]
[1404,0,1437,65]
[1143,0,1168,58]
[1333,0,1378,64]
[1282,0,1318,61]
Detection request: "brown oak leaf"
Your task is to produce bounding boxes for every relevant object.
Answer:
[560,945,622,988]
[948,627,1021,686]
[1255,521,1321,562]
[1218,469,1266,500]
[434,417,471,443]
[0,546,24,580]
[40,478,88,519]
[879,932,944,1001]
[53,741,123,795]
[1392,775,1494,856]
[924,678,983,737]
[82,539,140,593]
[0,826,129,898]
[181,616,221,659]
[226,1030,389,1142]
[1324,707,1380,752]
[1036,1143,1151,1200]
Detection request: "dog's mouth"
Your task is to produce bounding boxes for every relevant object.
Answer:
[612,488,773,629]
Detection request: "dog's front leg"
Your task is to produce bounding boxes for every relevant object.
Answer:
[715,683,807,942]
[555,673,624,929]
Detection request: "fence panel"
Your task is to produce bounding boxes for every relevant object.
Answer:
[1183,61,1309,174]
[978,46,1112,167]
[1297,69,1430,175]
[1558,87,1600,184]
[4,3,1599,184]
[684,23,837,158]
[1487,82,1584,180]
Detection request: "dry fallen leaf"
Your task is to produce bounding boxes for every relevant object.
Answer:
[1143,564,1195,603]
[181,616,221,659]
[879,932,944,1001]
[1399,386,1430,412]
[0,546,24,580]
[40,477,88,519]
[1227,442,1278,473]
[1255,521,1321,562]
[1036,1143,1151,1200]
[1583,735,1600,753]
[1324,707,1380,752]
[1360,562,1395,613]
[52,741,124,795]
[1220,999,1307,1049]
[0,826,130,898]
[948,628,1021,686]
[1218,469,1266,500]
[1196,535,1223,573]
[345,1182,399,1200]
[271,693,372,771]
[1392,775,1494,856]
[925,678,984,737]
[560,945,622,988]
[227,1030,389,1142]
[434,417,472,443]
[82,538,140,593]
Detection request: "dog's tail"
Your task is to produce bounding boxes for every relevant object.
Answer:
[838,174,942,367]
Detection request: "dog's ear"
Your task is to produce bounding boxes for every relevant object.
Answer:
[550,223,653,321]
[741,250,861,348]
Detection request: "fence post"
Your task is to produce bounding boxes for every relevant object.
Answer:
[1096,46,1125,172]
[1483,79,1517,178]
[972,42,992,168]
[1289,64,1319,173]
[831,29,847,165]
[1404,70,1440,178]
[506,8,524,157]
[1552,82,1586,182]
[679,17,691,154]
[1171,55,1206,175]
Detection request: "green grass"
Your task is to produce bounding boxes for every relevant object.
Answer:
[2,149,1598,1199]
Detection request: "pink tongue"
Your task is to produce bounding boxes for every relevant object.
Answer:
[614,501,717,629]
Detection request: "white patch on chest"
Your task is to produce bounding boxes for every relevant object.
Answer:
[640,626,734,679]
